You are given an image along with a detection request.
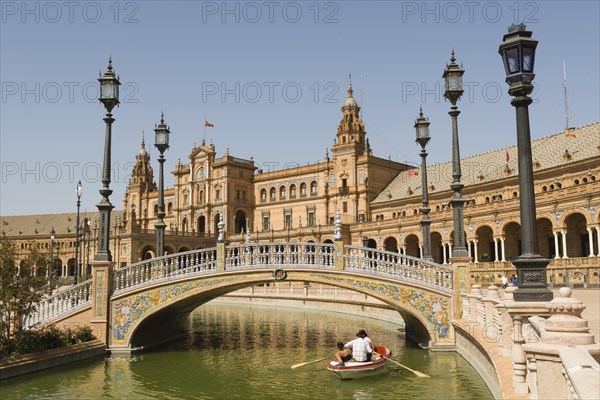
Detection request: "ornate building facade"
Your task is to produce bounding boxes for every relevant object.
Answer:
[2,84,599,286]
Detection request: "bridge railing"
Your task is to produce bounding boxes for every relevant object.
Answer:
[344,246,454,293]
[24,279,93,328]
[113,247,217,293]
[225,242,335,270]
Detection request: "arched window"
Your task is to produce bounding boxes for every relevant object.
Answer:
[290,184,296,199]
[310,181,318,196]
[153,204,158,216]
[167,203,173,215]
[260,188,267,203]
[270,187,276,201]
[300,183,307,197]
[279,186,286,200]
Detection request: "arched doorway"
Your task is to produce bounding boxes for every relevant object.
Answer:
[565,213,588,257]
[383,237,398,252]
[503,222,521,261]
[235,210,247,234]
[430,232,443,264]
[197,216,206,235]
[536,217,554,258]
[404,234,419,258]
[141,245,155,260]
[475,225,494,262]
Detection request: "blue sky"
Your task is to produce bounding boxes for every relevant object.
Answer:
[1,0,599,216]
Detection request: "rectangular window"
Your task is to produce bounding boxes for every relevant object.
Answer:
[183,194,189,207]
[216,189,221,200]
[262,211,270,232]
[308,212,316,227]
[284,208,292,229]
[243,191,247,200]
[343,202,348,213]
[236,190,241,200]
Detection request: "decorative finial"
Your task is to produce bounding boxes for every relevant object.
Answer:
[160,112,165,124]
[225,147,229,156]
[450,49,456,63]
[334,210,342,241]
[107,56,113,71]
[508,23,527,33]
[141,132,145,148]
[217,214,225,242]
[245,226,251,245]
[419,105,424,118]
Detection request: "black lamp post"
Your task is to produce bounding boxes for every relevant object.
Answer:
[443,50,469,259]
[74,180,82,284]
[95,58,120,262]
[154,113,170,257]
[415,107,433,261]
[499,24,552,301]
[50,227,55,260]
[85,222,91,276]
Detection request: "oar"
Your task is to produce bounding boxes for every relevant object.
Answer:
[374,352,430,378]
[291,357,330,369]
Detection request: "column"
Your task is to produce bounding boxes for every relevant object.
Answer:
[473,240,479,263]
[587,228,595,257]
[467,240,473,262]
[596,227,600,257]
[553,231,561,259]
[442,243,447,264]
[500,237,507,262]
[561,230,568,259]
[419,245,423,259]
[401,246,406,265]
[494,238,499,262]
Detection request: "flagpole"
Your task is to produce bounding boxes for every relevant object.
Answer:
[203,115,206,143]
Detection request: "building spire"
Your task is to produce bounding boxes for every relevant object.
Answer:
[347,73,354,98]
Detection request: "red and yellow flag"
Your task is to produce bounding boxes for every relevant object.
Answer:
[565,129,575,138]
[204,120,214,128]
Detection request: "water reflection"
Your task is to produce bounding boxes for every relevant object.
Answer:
[1,303,492,400]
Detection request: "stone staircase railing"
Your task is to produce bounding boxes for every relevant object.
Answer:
[24,280,93,328]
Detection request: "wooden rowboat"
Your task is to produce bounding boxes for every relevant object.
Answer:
[326,346,392,380]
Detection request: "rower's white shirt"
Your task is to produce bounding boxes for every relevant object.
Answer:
[345,338,372,362]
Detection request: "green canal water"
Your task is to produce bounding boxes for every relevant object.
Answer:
[1,303,493,399]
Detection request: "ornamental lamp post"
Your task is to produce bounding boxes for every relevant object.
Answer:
[415,107,433,261]
[499,24,552,301]
[443,50,469,258]
[95,57,120,262]
[154,113,171,257]
[50,227,55,260]
[74,180,82,284]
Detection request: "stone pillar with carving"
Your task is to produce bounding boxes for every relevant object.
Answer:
[216,214,225,272]
[90,260,113,346]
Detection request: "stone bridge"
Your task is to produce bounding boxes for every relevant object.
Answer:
[26,239,466,352]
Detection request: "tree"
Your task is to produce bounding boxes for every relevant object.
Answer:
[0,237,50,344]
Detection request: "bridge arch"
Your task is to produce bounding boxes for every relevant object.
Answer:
[111,269,451,351]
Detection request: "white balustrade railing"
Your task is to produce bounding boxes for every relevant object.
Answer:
[343,246,453,293]
[113,247,217,293]
[226,242,335,270]
[25,279,93,328]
